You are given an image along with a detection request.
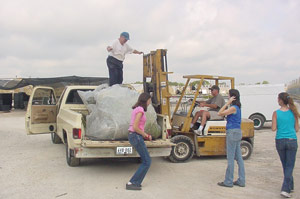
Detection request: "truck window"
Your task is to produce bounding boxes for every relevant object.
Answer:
[32,89,56,105]
[66,89,94,104]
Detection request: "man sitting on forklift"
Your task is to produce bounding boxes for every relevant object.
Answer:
[190,85,225,135]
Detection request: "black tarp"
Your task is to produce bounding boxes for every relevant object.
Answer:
[0,76,109,90]
[0,93,12,111]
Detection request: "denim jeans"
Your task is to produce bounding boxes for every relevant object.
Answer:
[128,132,152,186]
[276,138,298,193]
[224,129,245,186]
[106,56,123,86]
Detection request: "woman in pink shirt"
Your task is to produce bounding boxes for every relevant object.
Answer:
[126,93,152,191]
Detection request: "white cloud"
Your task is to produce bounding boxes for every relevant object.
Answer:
[0,0,299,85]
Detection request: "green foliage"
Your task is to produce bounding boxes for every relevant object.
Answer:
[169,81,185,86]
[255,81,269,85]
[134,81,185,86]
[203,95,211,99]
[262,81,269,84]
[189,80,210,87]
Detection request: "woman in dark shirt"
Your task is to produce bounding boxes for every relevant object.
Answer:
[217,89,245,188]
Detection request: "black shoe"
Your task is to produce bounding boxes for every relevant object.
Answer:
[217,182,233,188]
[233,181,245,187]
[126,183,142,190]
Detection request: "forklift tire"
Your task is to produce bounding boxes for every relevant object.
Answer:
[51,132,62,144]
[249,114,265,130]
[169,135,195,163]
[241,140,253,160]
[66,141,80,167]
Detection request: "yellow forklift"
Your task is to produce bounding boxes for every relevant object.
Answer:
[143,49,254,162]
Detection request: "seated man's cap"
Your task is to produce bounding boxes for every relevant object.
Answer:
[209,85,220,91]
[120,32,130,40]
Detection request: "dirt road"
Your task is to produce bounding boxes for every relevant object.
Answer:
[0,111,299,199]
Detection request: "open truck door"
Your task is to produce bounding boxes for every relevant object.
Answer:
[25,86,57,135]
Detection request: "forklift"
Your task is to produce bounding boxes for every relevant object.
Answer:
[143,49,254,162]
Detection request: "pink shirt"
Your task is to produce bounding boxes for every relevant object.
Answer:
[128,106,147,132]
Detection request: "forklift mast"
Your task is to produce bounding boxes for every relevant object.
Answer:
[143,49,173,119]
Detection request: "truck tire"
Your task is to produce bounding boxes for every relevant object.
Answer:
[66,141,80,167]
[51,132,62,144]
[249,114,265,130]
[241,140,253,160]
[169,135,195,163]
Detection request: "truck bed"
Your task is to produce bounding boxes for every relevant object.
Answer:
[76,109,168,141]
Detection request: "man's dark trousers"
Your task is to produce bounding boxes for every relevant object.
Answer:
[106,56,123,86]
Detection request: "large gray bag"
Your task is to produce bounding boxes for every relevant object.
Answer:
[78,84,161,140]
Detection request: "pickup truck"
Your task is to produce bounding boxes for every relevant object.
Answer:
[25,85,173,166]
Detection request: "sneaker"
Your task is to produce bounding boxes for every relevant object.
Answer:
[126,183,142,190]
[233,181,245,187]
[193,129,201,136]
[290,189,294,193]
[217,182,233,188]
[280,191,291,198]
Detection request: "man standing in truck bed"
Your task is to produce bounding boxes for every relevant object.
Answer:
[106,32,143,86]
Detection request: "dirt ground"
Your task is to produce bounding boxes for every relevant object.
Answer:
[0,110,299,199]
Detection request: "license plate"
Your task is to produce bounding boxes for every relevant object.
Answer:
[116,147,133,155]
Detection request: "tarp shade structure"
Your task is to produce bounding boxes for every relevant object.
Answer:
[0,76,109,90]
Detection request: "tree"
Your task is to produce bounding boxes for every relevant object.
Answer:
[189,80,210,87]
[262,80,269,84]
[169,81,185,86]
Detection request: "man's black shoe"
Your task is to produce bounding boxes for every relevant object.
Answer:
[126,183,142,190]
[217,182,233,188]
[233,181,245,187]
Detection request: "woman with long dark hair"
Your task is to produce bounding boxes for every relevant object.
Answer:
[217,89,245,188]
[126,92,152,190]
[272,92,299,198]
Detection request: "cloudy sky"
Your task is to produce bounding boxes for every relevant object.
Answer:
[0,0,299,85]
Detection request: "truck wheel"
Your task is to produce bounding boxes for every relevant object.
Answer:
[51,132,62,144]
[249,114,265,130]
[66,141,80,167]
[241,140,253,160]
[169,135,194,163]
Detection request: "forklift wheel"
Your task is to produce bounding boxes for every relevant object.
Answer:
[241,140,253,160]
[169,135,195,163]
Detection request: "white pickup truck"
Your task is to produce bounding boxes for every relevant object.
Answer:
[25,85,173,166]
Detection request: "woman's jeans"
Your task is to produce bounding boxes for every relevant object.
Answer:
[224,129,245,186]
[276,138,298,193]
[128,132,152,186]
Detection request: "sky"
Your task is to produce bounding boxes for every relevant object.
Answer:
[0,0,299,85]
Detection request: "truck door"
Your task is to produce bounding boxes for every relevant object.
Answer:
[25,86,57,135]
